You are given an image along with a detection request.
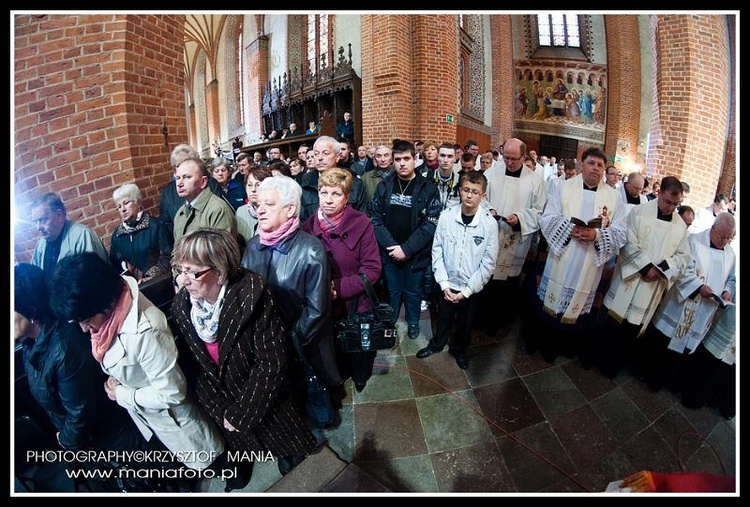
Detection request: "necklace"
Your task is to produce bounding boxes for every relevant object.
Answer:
[397,177,414,194]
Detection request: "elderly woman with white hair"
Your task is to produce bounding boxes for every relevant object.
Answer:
[241,176,342,442]
[109,182,172,283]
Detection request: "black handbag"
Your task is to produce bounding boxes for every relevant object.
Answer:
[336,274,398,353]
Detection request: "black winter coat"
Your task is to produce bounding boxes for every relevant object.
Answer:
[370,173,441,271]
[21,321,146,452]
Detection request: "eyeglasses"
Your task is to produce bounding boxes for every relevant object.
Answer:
[173,267,213,281]
[503,155,522,162]
[460,187,482,196]
[115,200,135,210]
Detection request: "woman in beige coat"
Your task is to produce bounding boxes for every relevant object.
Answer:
[50,252,225,472]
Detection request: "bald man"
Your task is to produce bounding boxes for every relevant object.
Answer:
[619,171,648,207]
[479,137,547,334]
[634,211,735,392]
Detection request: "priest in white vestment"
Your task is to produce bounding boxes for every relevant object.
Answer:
[596,176,690,378]
[635,212,736,391]
[522,147,628,364]
[479,138,547,333]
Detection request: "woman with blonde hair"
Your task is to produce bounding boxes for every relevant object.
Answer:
[302,168,382,391]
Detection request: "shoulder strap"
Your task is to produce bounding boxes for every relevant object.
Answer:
[356,274,381,305]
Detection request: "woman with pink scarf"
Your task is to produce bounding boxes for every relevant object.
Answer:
[301,168,382,392]
[241,176,342,435]
[50,252,225,480]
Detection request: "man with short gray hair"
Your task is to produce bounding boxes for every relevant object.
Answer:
[30,192,108,283]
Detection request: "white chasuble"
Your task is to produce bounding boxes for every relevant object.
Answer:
[653,229,736,354]
[485,167,546,279]
[538,175,627,323]
[604,199,690,331]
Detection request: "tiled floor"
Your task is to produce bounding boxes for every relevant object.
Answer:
[214,307,737,495]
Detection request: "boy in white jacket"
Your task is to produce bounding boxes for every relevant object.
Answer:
[416,171,499,369]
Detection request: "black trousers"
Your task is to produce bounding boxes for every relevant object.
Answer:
[522,295,597,364]
[429,289,479,353]
[476,276,520,333]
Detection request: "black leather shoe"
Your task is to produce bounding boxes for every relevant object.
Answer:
[416,346,439,359]
[449,350,469,370]
[408,324,421,340]
[223,460,254,492]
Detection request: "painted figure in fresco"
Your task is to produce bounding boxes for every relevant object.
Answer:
[516,88,528,117]
[526,81,541,118]
[552,78,568,100]
[532,87,553,121]
[592,88,606,124]
[566,91,582,120]
[581,90,593,123]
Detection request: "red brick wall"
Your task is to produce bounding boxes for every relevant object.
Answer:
[603,15,641,167]
[14,14,185,261]
[647,15,730,208]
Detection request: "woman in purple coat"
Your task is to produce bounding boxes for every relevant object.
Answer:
[302,168,383,392]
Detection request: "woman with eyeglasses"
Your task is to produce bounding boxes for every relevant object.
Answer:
[170,228,316,487]
[49,252,226,485]
[109,183,172,284]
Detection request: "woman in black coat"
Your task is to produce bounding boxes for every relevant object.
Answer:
[170,228,317,487]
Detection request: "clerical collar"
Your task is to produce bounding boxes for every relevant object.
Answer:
[710,240,723,250]
[656,208,672,222]
[505,168,521,178]
[626,193,641,205]
[583,183,598,191]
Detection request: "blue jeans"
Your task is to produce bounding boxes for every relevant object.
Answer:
[383,259,424,327]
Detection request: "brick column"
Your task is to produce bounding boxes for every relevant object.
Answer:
[188,102,197,149]
[412,15,459,143]
[717,14,736,198]
[647,15,730,207]
[490,15,514,148]
[205,78,220,148]
[360,15,414,148]
[603,15,641,170]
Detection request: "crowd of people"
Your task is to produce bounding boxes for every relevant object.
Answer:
[15,131,736,492]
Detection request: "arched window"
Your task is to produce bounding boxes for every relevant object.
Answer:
[307,14,329,75]
[537,14,581,48]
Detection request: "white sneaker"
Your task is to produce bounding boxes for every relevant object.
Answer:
[420,300,429,312]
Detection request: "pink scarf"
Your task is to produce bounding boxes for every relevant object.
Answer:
[259,216,300,247]
[317,205,347,233]
[90,281,133,363]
